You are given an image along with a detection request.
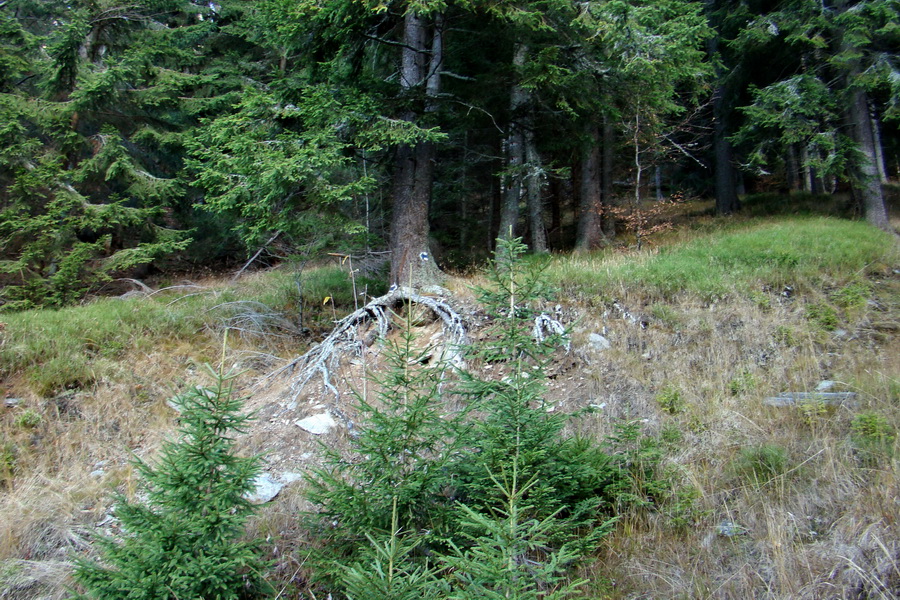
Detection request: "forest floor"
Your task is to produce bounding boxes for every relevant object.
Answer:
[1,195,899,599]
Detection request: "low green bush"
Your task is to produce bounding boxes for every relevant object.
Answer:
[730,444,790,485]
[850,412,895,466]
[13,409,42,429]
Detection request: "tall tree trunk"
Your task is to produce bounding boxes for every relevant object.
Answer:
[498,43,528,241]
[870,104,888,183]
[525,129,547,253]
[847,86,891,231]
[575,124,605,252]
[601,117,616,237]
[712,116,739,213]
[800,145,813,193]
[655,164,664,201]
[786,144,800,192]
[390,11,443,286]
[706,10,740,215]
[549,175,564,248]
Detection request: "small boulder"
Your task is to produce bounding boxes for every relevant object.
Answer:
[245,473,284,504]
[588,333,611,351]
[294,412,337,435]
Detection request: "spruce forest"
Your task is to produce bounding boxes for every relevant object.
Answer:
[0,0,899,599]
[1,0,897,299]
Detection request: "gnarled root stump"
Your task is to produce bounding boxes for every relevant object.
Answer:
[266,287,468,400]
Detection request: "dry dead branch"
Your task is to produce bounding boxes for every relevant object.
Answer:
[264,286,468,400]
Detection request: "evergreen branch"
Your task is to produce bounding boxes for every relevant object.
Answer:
[364,34,431,54]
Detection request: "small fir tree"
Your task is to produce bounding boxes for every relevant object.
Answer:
[456,237,620,538]
[307,237,622,598]
[339,498,444,600]
[70,365,271,600]
[440,462,605,600]
[306,307,464,585]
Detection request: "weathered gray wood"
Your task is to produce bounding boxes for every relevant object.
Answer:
[763,392,858,408]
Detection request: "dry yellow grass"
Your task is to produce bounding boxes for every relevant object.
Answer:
[0,215,897,599]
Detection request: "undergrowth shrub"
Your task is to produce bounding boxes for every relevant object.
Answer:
[831,281,872,312]
[0,441,15,488]
[728,370,757,396]
[604,420,673,513]
[730,444,790,486]
[13,409,41,429]
[850,412,895,466]
[656,385,685,414]
[69,365,271,600]
[804,302,839,331]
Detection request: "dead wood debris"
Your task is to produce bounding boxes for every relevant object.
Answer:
[264,286,469,400]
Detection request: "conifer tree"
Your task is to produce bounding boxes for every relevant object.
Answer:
[440,465,595,600]
[69,366,271,600]
[456,237,620,535]
[305,305,464,584]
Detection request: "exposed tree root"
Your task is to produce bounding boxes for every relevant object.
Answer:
[265,286,469,400]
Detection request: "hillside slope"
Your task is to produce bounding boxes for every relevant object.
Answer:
[1,213,898,599]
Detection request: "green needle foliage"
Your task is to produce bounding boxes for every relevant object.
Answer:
[340,499,444,600]
[457,237,620,541]
[440,465,601,600]
[69,365,271,600]
[306,308,464,580]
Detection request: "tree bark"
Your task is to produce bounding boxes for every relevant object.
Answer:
[786,144,800,192]
[601,117,616,237]
[390,11,443,286]
[575,124,605,252]
[870,104,888,183]
[525,128,547,253]
[846,86,891,231]
[706,8,740,215]
[498,43,528,241]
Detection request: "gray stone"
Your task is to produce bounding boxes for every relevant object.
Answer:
[716,521,745,537]
[294,412,337,435]
[90,469,105,479]
[3,398,22,408]
[588,333,611,351]
[815,380,836,392]
[245,473,284,504]
[281,472,304,484]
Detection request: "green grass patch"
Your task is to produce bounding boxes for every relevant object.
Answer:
[730,444,790,486]
[546,217,896,301]
[0,297,207,395]
[0,265,385,395]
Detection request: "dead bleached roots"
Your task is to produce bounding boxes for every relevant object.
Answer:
[266,287,469,400]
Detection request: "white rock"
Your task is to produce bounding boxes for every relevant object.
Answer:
[245,473,284,504]
[294,412,337,435]
[281,472,304,484]
[588,333,611,351]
